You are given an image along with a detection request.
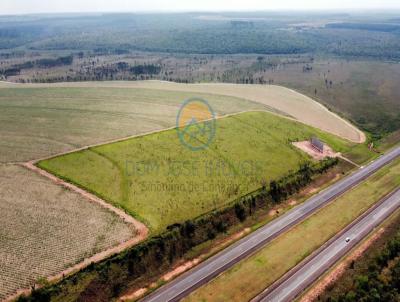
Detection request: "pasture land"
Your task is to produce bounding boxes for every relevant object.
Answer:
[0,164,134,301]
[38,111,357,234]
[184,157,400,302]
[0,85,266,163]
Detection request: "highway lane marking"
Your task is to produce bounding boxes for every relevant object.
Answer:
[140,147,400,302]
[258,188,400,302]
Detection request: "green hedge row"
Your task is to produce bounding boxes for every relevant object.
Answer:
[18,158,339,302]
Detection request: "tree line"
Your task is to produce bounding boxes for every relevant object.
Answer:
[322,229,400,302]
[0,55,73,78]
[17,158,338,302]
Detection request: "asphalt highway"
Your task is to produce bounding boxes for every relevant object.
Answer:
[255,188,400,302]
[140,146,400,302]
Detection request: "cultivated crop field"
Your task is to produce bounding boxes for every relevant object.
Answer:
[38,111,356,233]
[0,81,365,145]
[0,164,135,301]
[0,82,369,299]
[0,85,266,163]
[184,157,400,302]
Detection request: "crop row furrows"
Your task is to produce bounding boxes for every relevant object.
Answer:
[0,161,136,300]
[0,224,130,299]
[0,236,117,300]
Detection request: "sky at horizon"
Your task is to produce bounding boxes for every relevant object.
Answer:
[1,0,400,15]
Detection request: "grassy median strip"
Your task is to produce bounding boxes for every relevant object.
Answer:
[184,158,400,302]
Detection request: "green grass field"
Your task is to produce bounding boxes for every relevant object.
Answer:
[0,82,373,299]
[184,157,400,302]
[39,111,358,234]
[0,86,267,163]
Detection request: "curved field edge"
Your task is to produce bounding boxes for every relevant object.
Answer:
[0,80,365,144]
[130,81,366,144]
[37,111,367,234]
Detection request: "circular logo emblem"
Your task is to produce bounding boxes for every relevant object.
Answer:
[176,98,216,151]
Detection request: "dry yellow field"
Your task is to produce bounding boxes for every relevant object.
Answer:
[131,81,365,143]
[0,81,365,143]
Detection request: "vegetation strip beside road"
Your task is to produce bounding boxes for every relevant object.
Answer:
[298,206,400,302]
[315,203,400,302]
[183,158,400,302]
[138,147,400,302]
[255,187,400,302]
[17,159,338,302]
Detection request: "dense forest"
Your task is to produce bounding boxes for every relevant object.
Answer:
[0,12,400,140]
[0,12,400,58]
